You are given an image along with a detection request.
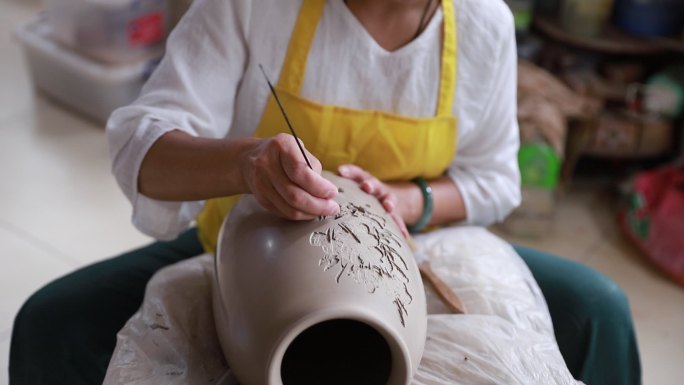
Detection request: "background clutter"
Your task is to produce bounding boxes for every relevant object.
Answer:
[502,0,684,255]
[15,0,193,122]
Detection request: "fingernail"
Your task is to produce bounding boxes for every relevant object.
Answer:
[385,200,395,211]
[338,166,349,175]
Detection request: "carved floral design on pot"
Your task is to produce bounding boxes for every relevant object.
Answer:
[310,202,413,326]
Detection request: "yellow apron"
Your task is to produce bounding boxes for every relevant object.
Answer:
[197,0,458,253]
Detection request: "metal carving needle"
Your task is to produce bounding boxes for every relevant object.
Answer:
[258,64,313,170]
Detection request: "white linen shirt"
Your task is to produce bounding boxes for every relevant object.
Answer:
[107,0,521,240]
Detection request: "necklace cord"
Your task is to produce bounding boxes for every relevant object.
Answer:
[343,0,435,40]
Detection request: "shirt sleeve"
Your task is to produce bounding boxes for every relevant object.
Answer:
[447,8,521,226]
[106,0,251,240]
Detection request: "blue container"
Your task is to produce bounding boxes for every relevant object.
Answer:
[614,0,684,37]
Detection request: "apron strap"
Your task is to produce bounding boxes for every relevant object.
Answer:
[436,0,457,117]
[278,0,457,118]
[277,0,326,92]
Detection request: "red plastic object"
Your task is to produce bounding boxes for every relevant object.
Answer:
[620,164,684,286]
[128,12,165,47]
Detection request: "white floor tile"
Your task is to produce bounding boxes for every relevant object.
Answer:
[0,98,151,264]
[492,187,616,264]
[1,2,152,378]
[497,186,684,385]
[1,0,149,267]
[586,240,684,385]
[0,0,41,124]
[637,324,684,385]
[0,338,9,385]
[0,226,73,333]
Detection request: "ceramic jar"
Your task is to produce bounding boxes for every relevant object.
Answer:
[213,172,427,385]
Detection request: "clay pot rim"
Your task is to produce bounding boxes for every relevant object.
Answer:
[267,307,412,385]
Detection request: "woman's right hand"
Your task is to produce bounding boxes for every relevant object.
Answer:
[240,133,340,220]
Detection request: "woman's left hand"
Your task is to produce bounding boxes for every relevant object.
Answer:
[338,164,409,238]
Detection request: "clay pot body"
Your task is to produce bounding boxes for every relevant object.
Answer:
[213,171,427,385]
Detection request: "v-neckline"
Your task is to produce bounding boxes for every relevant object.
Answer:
[332,0,443,57]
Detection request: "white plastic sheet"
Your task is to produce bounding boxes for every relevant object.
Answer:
[103,226,582,385]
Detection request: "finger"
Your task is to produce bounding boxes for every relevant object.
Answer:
[262,178,318,220]
[363,178,391,200]
[390,210,409,239]
[303,146,323,173]
[293,136,324,174]
[338,165,385,198]
[338,164,372,184]
[382,197,396,213]
[270,165,339,217]
[361,180,374,195]
[251,171,311,220]
[280,143,338,200]
[251,178,289,217]
[254,195,277,214]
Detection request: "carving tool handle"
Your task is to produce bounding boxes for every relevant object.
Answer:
[418,262,466,315]
[406,236,466,315]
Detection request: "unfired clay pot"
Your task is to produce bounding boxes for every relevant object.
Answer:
[213,171,427,385]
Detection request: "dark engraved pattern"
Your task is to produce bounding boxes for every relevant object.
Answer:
[310,202,413,327]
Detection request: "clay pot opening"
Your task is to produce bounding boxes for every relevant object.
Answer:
[280,319,394,385]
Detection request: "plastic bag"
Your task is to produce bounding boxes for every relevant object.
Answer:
[103,226,582,385]
[621,164,684,286]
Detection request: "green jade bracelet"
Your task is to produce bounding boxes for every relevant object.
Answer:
[406,177,433,233]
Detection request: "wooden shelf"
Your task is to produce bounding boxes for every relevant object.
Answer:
[533,16,680,56]
[653,36,684,54]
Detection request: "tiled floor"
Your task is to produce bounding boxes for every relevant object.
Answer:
[0,1,152,383]
[1,1,683,385]
[493,186,684,385]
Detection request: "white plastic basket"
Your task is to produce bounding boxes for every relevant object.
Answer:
[15,14,162,123]
[44,0,168,64]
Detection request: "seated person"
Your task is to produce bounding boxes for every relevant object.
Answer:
[10,0,640,384]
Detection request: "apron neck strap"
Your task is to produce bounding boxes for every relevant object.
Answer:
[436,0,456,117]
[278,0,457,118]
[277,0,326,92]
